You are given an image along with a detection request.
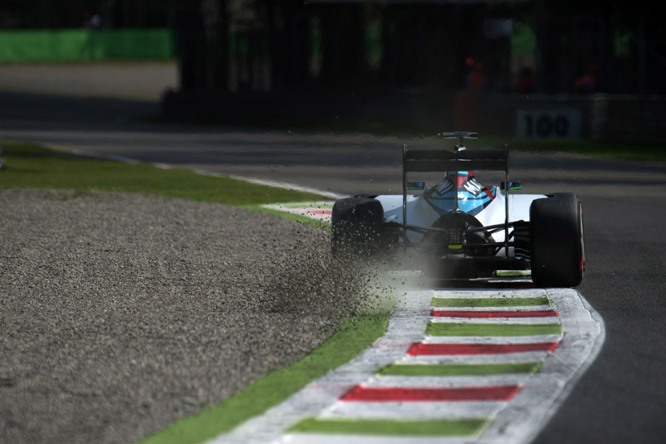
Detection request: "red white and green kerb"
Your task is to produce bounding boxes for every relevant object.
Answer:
[214,288,604,444]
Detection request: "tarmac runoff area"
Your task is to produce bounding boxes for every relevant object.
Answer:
[211,204,606,444]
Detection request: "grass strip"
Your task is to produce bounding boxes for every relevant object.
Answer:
[378,362,542,376]
[288,417,488,436]
[431,297,550,308]
[139,315,389,444]
[0,141,325,205]
[426,322,562,337]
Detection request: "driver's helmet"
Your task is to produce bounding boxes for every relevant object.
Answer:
[446,170,475,187]
[425,170,497,216]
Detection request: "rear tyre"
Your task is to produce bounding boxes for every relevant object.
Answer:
[530,193,585,287]
[331,196,383,258]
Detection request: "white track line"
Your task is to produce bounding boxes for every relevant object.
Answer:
[421,334,563,344]
[362,374,532,388]
[431,290,548,299]
[396,352,553,365]
[230,176,345,200]
[428,317,560,324]
[321,400,503,420]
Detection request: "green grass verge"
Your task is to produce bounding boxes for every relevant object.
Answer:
[288,417,489,436]
[426,322,562,337]
[378,362,542,377]
[140,315,389,444]
[0,141,325,205]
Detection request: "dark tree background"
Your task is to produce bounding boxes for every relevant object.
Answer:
[1,0,664,94]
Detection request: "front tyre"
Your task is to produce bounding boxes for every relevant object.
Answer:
[530,193,585,287]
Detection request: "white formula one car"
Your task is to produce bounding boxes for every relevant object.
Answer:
[331,132,585,287]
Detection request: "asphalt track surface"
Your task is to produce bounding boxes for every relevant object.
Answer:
[1,64,665,443]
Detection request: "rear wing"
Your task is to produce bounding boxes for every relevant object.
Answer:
[402,146,509,174]
[401,139,512,254]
